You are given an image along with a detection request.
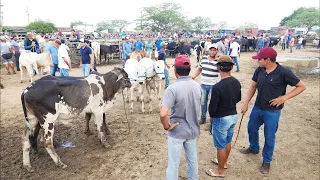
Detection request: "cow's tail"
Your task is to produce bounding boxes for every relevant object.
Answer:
[21,88,38,151]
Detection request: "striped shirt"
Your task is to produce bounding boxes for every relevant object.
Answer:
[199,56,220,85]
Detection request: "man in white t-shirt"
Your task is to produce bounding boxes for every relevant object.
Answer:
[55,40,71,76]
[229,39,241,72]
[296,36,303,50]
[61,39,71,54]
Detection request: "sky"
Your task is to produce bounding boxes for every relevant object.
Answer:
[1,0,319,31]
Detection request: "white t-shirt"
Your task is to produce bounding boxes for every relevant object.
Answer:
[58,46,70,69]
[298,37,303,44]
[61,44,70,51]
[229,42,240,57]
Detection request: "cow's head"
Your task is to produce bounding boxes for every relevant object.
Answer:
[154,60,165,80]
[112,67,131,90]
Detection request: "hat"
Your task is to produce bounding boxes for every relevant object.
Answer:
[216,55,234,66]
[174,55,191,67]
[160,41,167,46]
[208,43,218,49]
[252,47,277,59]
[0,36,6,40]
[44,35,49,38]
[125,36,130,40]
[79,38,85,43]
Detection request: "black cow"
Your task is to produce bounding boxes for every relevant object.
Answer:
[100,45,119,64]
[240,37,257,52]
[21,67,131,172]
[269,37,279,47]
[167,41,177,57]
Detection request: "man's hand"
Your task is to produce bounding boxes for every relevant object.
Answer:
[50,62,54,67]
[269,96,286,107]
[90,64,93,70]
[241,103,248,114]
[165,122,179,131]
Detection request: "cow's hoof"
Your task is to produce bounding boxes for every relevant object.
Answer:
[57,161,67,169]
[130,110,133,114]
[24,165,34,172]
[105,130,111,135]
[29,80,31,82]
[126,99,129,103]
[20,81,23,83]
[84,130,93,136]
[101,141,111,149]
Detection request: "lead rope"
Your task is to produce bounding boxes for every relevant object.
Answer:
[121,90,130,134]
[232,114,244,148]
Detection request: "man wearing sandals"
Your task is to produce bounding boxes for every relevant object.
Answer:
[206,55,241,178]
[160,55,202,180]
[240,47,306,174]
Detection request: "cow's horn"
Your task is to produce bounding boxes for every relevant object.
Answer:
[116,74,123,82]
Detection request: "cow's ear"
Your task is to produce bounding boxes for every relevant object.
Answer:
[116,73,123,82]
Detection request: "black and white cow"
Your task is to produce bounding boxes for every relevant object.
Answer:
[21,67,131,172]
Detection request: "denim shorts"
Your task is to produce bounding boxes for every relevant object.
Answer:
[212,114,238,149]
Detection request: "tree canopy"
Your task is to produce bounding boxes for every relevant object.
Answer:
[280,7,319,33]
[237,21,259,30]
[25,20,57,33]
[190,16,213,32]
[70,21,85,28]
[96,19,130,32]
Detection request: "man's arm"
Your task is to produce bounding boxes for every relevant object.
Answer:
[62,57,71,69]
[160,106,179,131]
[89,50,94,69]
[192,67,202,80]
[208,87,220,117]
[241,81,257,114]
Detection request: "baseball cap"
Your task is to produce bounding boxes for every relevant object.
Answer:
[160,41,167,46]
[216,55,234,66]
[208,43,218,49]
[0,36,6,40]
[252,47,277,59]
[79,38,85,43]
[174,55,191,67]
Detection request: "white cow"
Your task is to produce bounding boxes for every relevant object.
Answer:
[312,39,319,47]
[19,52,51,83]
[124,58,140,113]
[137,58,165,113]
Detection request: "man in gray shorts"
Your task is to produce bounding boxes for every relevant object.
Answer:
[1,36,16,74]
[160,55,202,180]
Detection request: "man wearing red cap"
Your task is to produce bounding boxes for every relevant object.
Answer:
[240,47,306,174]
[160,55,202,180]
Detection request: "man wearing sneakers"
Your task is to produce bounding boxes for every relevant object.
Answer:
[240,47,306,174]
[192,43,220,125]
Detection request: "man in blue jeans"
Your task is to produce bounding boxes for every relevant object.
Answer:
[79,38,93,76]
[240,47,306,174]
[192,44,220,126]
[206,55,241,178]
[157,41,170,88]
[160,55,202,180]
[48,43,59,76]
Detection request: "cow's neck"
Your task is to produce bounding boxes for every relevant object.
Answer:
[101,73,121,102]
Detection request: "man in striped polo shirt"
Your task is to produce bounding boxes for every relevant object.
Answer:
[192,43,220,125]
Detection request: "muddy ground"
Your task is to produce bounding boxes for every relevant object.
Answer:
[0,47,319,180]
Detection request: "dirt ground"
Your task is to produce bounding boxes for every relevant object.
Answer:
[0,46,319,180]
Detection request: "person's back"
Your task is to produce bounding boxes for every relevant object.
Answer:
[165,78,201,139]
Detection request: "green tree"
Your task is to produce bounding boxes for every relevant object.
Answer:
[280,7,319,34]
[96,21,112,32]
[110,19,130,32]
[237,21,259,30]
[70,21,85,28]
[25,20,57,33]
[190,16,212,32]
[140,2,187,32]
[2,26,11,32]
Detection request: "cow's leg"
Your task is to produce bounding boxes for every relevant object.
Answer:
[157,81,162,109]
[43,114,67,168]
[93,112,111,148]
[125,87,129,103]
[102,113,111,135]
[22,127,33,172]
[130,86,134,113]
[84,113,93,135]
[146,84,153,113]
[111,53,114,60]
[139,84,145,113]
[20,66,24,83]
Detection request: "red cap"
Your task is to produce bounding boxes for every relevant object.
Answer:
[174,55,191,67]
[252,47,277,59]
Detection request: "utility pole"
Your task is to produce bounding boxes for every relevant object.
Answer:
[0,4,4,33]
[26,5,29,24]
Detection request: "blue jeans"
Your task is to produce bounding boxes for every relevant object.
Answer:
[231,56,239,71]
[290,46,293,53]
[164,68,169,88]
[296,43,302,50]
[166,136,198,180]
[59,68,69,76]
[248,106,281,163]
[200,84,213,121]
[50,64,58,76]
[82,64,91,76]
[212,114,238,149]
[14,53,20,70]
[224,46,229,55]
